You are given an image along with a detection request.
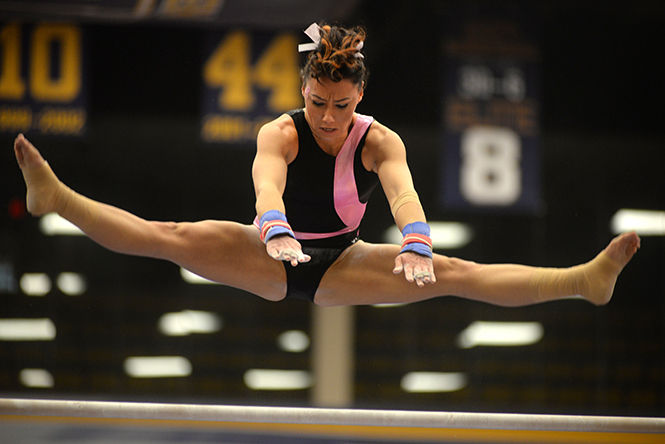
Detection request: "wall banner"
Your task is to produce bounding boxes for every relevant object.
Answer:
[201,29,303,144]
[0,22,87,136]
[441,20,541,213]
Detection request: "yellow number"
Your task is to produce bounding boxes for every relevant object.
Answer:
[38,108,85,134]
[204,31,253,111]
[30,24,81,101]
[204,32,302,114]
[0,106,32,130]
[253,34,301,112]
[0,23,27,100]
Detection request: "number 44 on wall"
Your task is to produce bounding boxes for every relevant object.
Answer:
[203,31,302,114]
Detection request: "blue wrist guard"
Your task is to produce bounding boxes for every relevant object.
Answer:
[399,222,433,258]
[259,210,295,243]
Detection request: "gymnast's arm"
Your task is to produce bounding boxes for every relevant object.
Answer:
[252,118,309,265]
[369,124,426,229]
[367,123,436,285]
[252,120,290,216]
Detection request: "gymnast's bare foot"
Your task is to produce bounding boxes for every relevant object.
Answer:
[603,231,641,267]
[583,232,640,305]
[14,134,65,216]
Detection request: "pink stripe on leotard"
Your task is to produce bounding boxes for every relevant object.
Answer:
[292,224,359,240]
[253,113,374,241]
[335,114,374,227]
[294,113,374,240]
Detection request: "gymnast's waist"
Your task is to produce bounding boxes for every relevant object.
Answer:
[298,230,359,249]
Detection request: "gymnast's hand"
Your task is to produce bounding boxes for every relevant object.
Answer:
[266,234,311,267]
[393,252,436,287]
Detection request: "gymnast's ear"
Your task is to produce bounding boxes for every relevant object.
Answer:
[356,81,365,103]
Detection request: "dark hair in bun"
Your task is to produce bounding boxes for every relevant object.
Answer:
[301,24,369,88]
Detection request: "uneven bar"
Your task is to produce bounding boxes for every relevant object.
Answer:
[1,398,664,434]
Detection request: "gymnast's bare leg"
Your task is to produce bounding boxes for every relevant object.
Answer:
[315,233,640,306]
[14,134,287,301]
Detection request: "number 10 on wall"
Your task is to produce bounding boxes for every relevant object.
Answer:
[0,22,86,135]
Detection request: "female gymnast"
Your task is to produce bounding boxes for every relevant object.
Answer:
[14,23,639,307]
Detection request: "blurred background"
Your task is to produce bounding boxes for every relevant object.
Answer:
[1,0,664,418]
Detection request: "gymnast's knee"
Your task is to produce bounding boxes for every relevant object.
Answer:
[433,255,479,276]
[146,221,190,259]
[151,220,243,259]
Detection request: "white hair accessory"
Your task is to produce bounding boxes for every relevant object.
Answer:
[298,23,321,53]
[355,40,364,59]
[298,22,365,59]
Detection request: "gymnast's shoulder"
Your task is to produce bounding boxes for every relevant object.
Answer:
[256,113,298,160]
[363,118,407,162]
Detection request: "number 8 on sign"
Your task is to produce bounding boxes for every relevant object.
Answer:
[460,126,521,206]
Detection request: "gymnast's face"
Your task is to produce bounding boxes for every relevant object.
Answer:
[302,77,364,147]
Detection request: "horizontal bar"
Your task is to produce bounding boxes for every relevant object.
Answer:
[1,398,664,434]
